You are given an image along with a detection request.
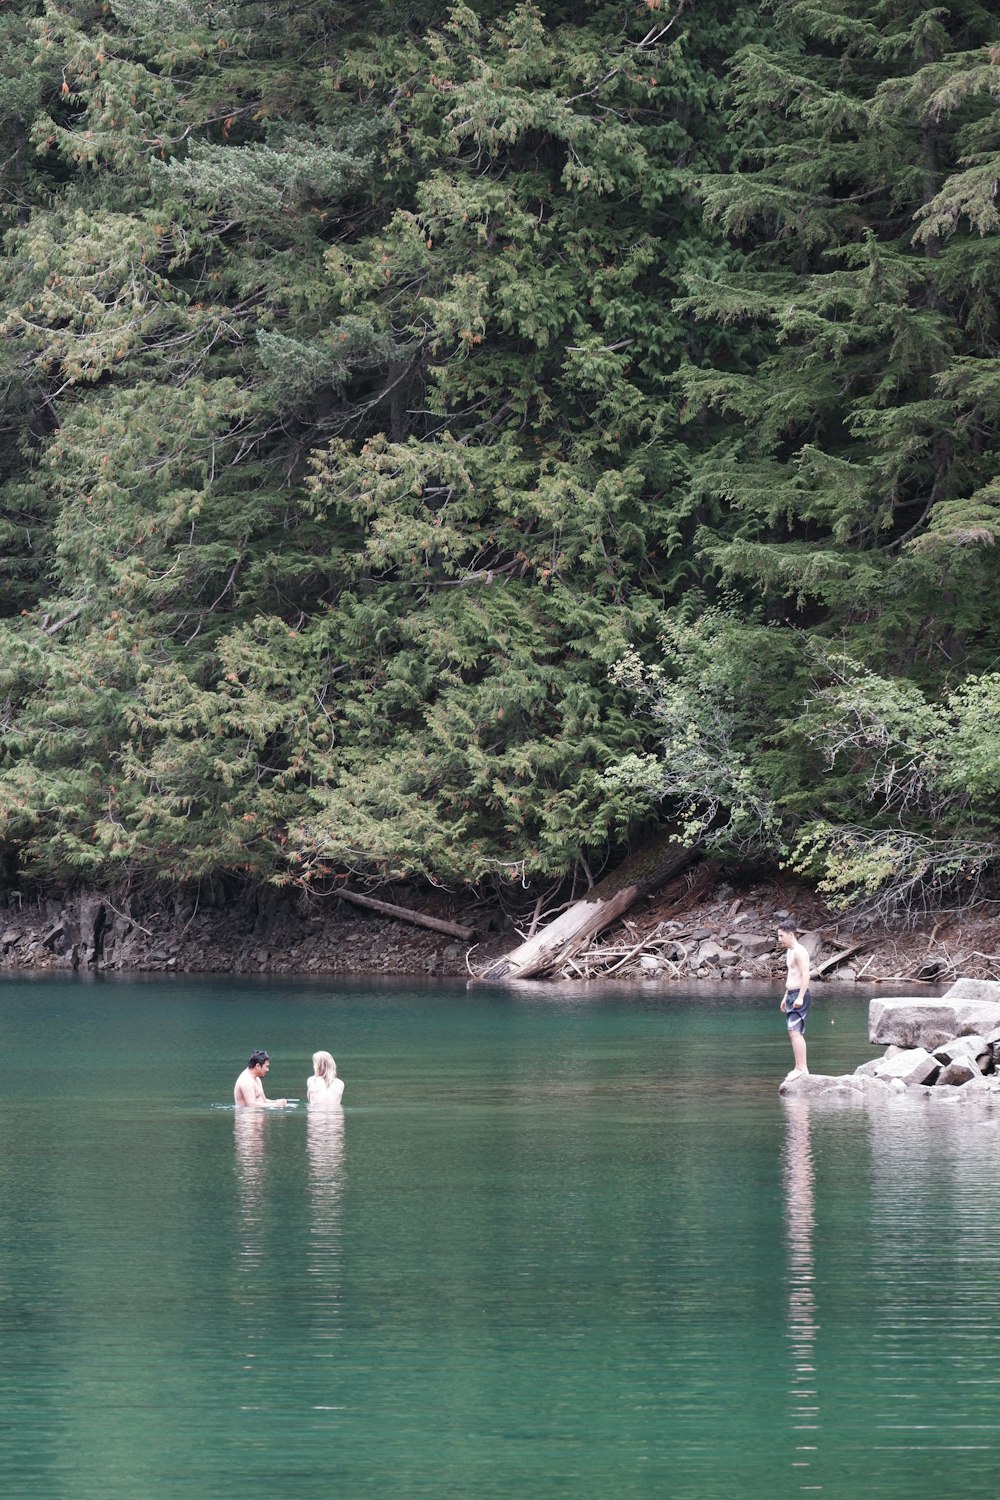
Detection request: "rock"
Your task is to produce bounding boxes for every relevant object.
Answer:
[932,1034,988,1065]
[869,997,1000,1049]
[854,1057,884,1077]
[638,954,661,974]
[830,966,856,982]
[800,930,824,959]
[696,940,738,965]
[936,1059,981,1087]
[958,1075,1000,1097]
[732,933,773,957]
[41,923,65,952]
[943,978,1000,1004]
[871,1047,941,1087]
[689,928,713,942]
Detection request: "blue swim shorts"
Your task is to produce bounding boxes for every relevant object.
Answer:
[785,988,811,1033]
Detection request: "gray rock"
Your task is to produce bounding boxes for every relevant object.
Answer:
[869,997,1000,1049]
[958,1074,1000,1096]
[800,930,824,959]
[871,1048,941,1087]
[732,933,773,957]
[936,1058,981,1087]
[697,940,739,965]
[854,1057,884,1076]
[830,966,857,982]
[779,1071,896,1100]
[638,954,661,974]
[943,977,1000,1004]
[932,1034,988,1065]
[779,1072,846,1097]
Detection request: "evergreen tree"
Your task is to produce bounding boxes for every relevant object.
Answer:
[0,0,757,887]
[615,1,1000,910]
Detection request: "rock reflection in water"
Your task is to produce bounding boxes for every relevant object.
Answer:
[782,1098,821,1491]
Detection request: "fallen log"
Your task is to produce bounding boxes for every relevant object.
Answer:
[812,941,869,979]
[337,888,476,941]
[479,834,700,982]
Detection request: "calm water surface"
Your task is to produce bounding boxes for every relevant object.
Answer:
[0,973,997,1498]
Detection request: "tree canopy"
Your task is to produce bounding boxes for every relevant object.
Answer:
[1,0,998,916]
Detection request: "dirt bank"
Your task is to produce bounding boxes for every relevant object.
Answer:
[1,865,998,986]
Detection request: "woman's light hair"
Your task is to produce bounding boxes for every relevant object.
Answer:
[312,1050,336,1080]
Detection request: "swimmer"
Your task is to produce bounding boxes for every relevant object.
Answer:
[234,1049,288,1108]
[307,1050,344,1107]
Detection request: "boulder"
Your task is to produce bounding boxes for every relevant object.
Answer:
[871,1048,941,1087]
[869,997,1000,1049]
[943,978,1000,1004]
[936,1059,981,1087]
[696,940,738,965]
[932,1034,989,1066]
[778,1071,893,1099]
[958,1075,1000,1097]
[800,930,824,959]
[732,933,773,957]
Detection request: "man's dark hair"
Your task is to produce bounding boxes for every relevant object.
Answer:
[248,1049,270,1068]
[777,919,799,935]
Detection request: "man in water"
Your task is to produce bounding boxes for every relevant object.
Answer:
[777,922,811,1080]
[234,1049,287,1108]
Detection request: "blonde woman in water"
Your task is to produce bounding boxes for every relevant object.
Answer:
[307,1051,344,1107]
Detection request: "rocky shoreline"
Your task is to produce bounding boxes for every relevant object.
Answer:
[781,978,1000,1102]
[1,867,999,985]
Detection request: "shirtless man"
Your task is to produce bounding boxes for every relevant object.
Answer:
[777,923,811,1079]
[234,1049,287,1108]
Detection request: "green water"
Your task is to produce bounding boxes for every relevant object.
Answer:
[1,973,998,1499]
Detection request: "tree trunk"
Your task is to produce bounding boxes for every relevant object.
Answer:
[337,888,476,941]
[480,835,699,982]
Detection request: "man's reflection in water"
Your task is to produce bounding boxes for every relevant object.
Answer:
[234,1109,269,1257]
[307,1108,346,1332]
[782,1098,821,1490]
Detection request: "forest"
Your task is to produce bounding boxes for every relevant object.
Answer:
[1,0,998,921]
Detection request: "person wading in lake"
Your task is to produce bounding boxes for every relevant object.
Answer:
[777,923,811,1081]
[234,1049,288,1108]
[307,1050,344,1107]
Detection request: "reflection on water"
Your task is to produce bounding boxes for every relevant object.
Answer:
[233,1110,268,1241]
[306,1107,346,1291]
[783,1099,821,1492]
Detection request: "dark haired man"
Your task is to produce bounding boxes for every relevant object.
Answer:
[777,922,811,1081]
[234,1050,287,1108]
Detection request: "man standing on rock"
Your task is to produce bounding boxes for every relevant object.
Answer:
[778,923,811,1080]
[234,1049,287,1108]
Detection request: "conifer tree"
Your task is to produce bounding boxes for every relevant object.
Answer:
[618,0,1000,910]
[0,0,758,886]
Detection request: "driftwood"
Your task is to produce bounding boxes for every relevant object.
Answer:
[812,941,869,979]
[479,834,699,982]
[337,888,476,941]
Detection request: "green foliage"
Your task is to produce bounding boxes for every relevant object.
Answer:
[3,0,999,917]
[0,0,758,887]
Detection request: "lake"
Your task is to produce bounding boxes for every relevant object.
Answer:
[0,972,997,1498]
